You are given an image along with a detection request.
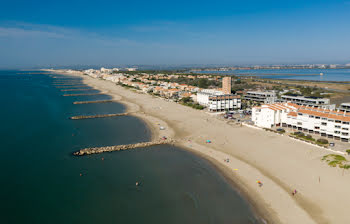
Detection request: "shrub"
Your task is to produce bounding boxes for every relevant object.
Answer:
[346,149,350,155]
[317,138,328,145]
[293,132,304,137]
[306,134,313,140]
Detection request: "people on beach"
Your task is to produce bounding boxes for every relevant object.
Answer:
[292,189,297,196]
[257,180,263,187]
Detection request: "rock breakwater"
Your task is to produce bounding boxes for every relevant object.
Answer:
[63,93,103,96]
[73,139,175,156]
[73,100,114,104]
[70,113,128,119]
[60,89,94,92]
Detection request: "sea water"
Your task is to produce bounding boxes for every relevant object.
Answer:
[0,71,258,224]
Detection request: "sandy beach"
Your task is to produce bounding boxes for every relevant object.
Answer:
[56,71,350,224]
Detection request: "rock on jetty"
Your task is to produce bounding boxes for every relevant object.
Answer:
[70,113,128,120]
[63,93,103,96]
[60,89,94,92]
[53,83,82,86]
[73,100,114,104]
[73,139,175,156]
[55,86,88,89]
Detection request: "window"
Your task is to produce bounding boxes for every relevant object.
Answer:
[315,117,320,119]
[335,125,341,129]
[297,122,302,125]
[314,126,320,129]
[321,122,327,126]
[309,115,314,118]
[342,133,349,136]
[343,122,350,125]
[298,113,303,116]
[335,120,341,123]
[322,118,327,120]
[334,131,340,134]
[328,119,334,122]
[342,127,349,130]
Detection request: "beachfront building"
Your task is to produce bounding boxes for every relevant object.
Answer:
[208,95,241,112]
[338,103,350,112]
[252,103,350,142]
[252,103,296,128]
[244,91,277,104]
[196,89,224,106]
[281,94,335,110]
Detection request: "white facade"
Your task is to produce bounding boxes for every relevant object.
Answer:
[252,103,295,128]
[281,95,335,110]
[208,95,241,112]
[244,91,277,104]
[196,89,224,106]
[252,103,350,142]
[338,103,350,112]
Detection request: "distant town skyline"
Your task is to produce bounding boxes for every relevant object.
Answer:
[0,0,350,69]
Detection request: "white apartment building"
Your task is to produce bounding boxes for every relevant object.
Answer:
[252,103,296,128]
[196,89,224,106]
[281,95,335,110]
[252,103,350,142]
[338,103,350,112]
[244,91,277,104]
[208,95,241,112]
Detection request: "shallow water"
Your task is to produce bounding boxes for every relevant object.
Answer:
[0,71,258,224]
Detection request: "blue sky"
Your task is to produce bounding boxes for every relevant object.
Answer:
[0,0,349,68]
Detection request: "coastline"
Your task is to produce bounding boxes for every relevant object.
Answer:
[51,70,350,224]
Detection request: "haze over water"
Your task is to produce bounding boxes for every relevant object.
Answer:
[0,71,258,224]
[200,69,350,82]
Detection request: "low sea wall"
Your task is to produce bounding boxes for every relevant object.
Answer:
[70,113,128,120]
[73,139,175,156]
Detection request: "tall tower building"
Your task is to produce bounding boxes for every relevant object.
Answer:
[222,77,232,94]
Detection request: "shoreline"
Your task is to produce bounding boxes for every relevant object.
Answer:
[51,71,271,223]
[51,70,350,224]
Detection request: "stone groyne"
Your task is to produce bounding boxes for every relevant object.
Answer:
[73,100,114,104]
[53,83,82,86]
[73,139,175,156]
[70,113,128,120]
[60,89,94,92]
[55,86,88,89]
[63,93,103,96]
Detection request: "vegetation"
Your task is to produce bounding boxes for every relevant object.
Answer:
[346,149,350,155]
[316,138,329,145]
[292,132,315,141]
[179,97,204,110]
[322,154,350,169]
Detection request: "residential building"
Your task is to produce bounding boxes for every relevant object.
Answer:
[252,103,296,128]
[281,95,335,110]
[208,95,241,112]
[338,103,350,112]
[222,77,232,94]
[244,91,277,104]
[252,103,350,142]
[196,89,224,106]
